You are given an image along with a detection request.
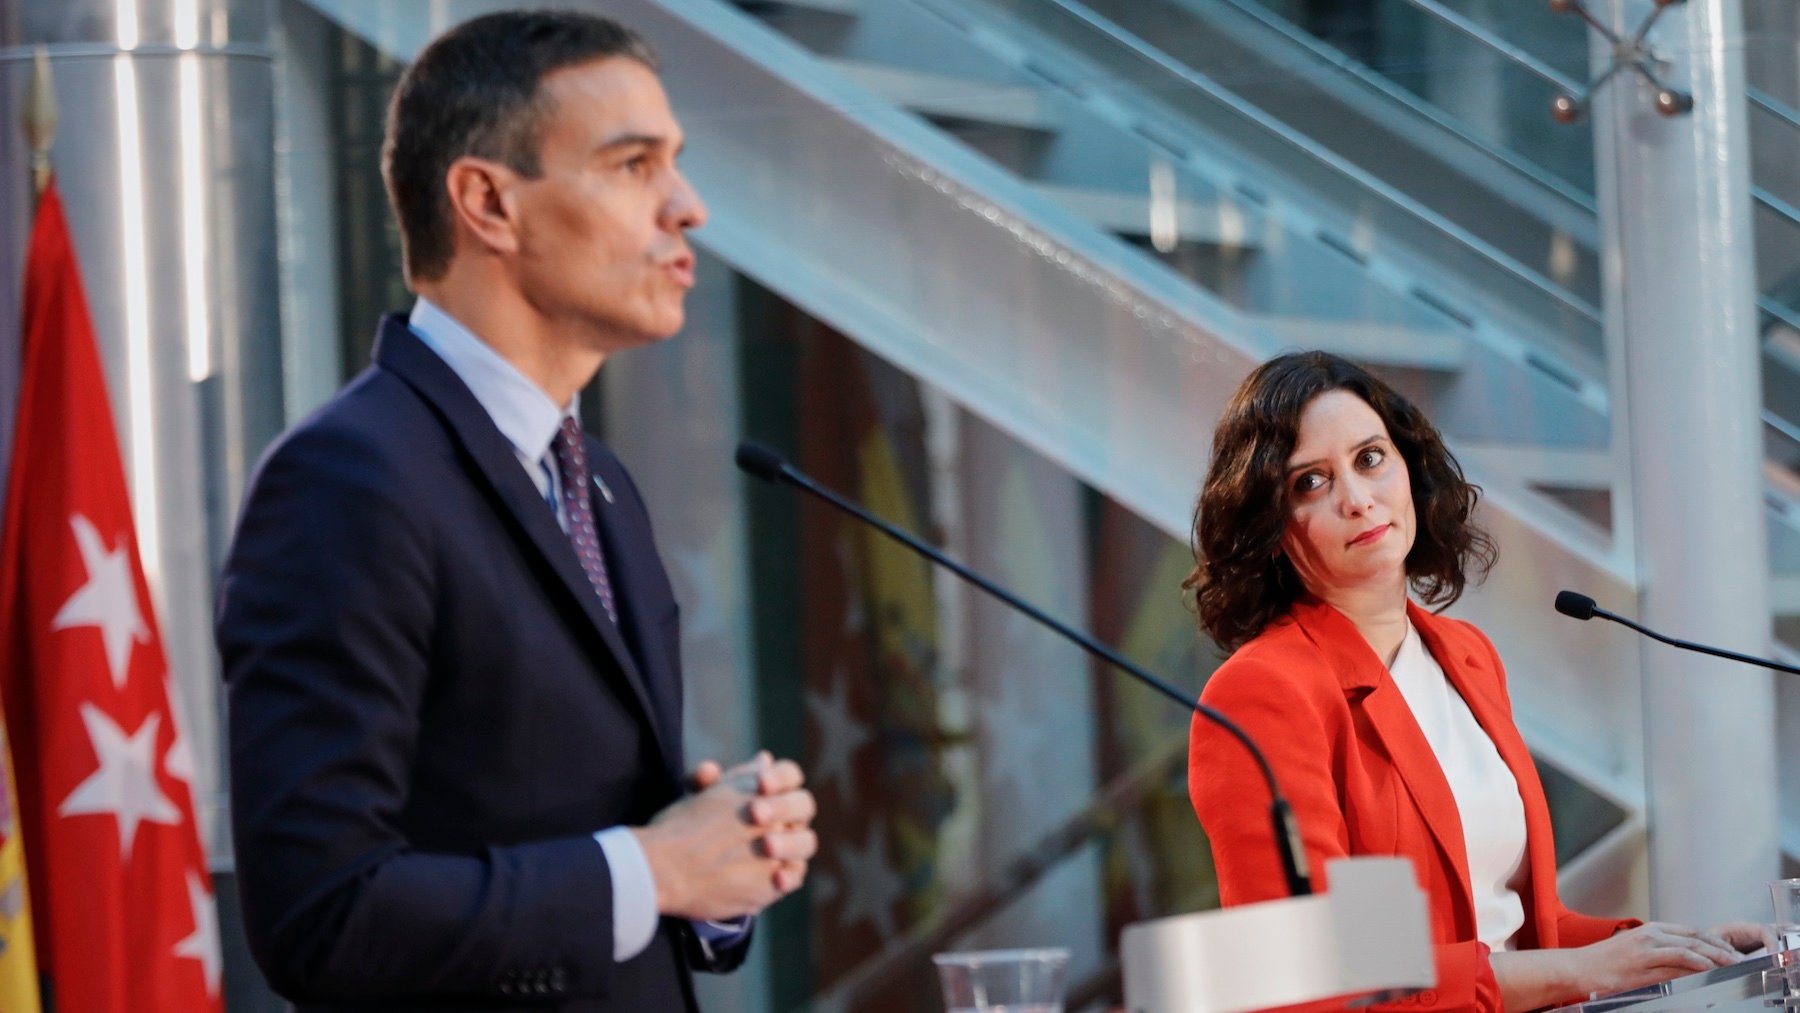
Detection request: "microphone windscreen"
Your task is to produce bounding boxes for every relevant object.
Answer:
[1554,590,1597,621]
[735,440,789,483]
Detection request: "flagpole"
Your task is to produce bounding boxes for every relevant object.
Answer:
[21,45,56,201]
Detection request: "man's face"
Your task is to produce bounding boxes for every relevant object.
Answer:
[509,57,706,352]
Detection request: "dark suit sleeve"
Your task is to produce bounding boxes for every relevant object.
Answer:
[593,448,756,977]
[217,424,618,1003]
[683,919,754,974]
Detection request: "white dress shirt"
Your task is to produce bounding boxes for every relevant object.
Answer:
[1388,621,1529,951]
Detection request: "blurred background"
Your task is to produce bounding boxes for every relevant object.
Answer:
[2,0,1796,1008]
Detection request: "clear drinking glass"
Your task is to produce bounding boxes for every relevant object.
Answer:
[1771,878,1800,953]
[932,947,1070,1013]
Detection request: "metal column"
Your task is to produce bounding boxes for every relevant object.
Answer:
[1594,0,1778,923]
[0,0,285,859]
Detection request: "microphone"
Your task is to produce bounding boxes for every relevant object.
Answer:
[737,439,1314,896]
[1552,590,1597,621]
[1555,589,1800,676]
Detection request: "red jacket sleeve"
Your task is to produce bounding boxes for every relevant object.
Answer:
[1555,910,1641,948]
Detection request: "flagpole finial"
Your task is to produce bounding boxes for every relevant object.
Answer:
[22,45,57,197]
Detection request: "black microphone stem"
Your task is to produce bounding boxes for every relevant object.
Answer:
[1599,609,1800,676]
[744,445,1313,896]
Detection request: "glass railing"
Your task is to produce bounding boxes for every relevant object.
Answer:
[983,0,1800,501]
[1021,0,1800,384]
[946,0,1612,421]
[1207,0,1598,211]
[1008,0,1606,357]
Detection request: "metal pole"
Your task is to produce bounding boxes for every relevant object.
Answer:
[1595,0,1778,923]
[0,0,285,860]
[22,46,54,200]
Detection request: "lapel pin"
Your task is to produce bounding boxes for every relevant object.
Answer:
[592,474,615,504]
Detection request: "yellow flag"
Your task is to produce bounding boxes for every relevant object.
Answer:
[0,718,41,1013]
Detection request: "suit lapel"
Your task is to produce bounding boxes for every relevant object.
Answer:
[371,317,672,769]
[1296,599,1476,934]
[583,452,683,780]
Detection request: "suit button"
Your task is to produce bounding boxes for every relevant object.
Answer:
[1419,990,1437,1005]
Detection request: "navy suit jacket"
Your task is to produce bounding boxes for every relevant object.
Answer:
[217,316,741,1010]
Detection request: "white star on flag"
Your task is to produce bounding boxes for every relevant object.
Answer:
[834,824,903,940]
[173,870,222,997]
[51,514,149,691]
[59,704,181,859]
[805,667,871,798]
[164,724,196,788]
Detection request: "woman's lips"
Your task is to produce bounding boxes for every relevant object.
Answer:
[1349,523,1390,547]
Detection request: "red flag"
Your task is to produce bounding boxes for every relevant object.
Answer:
[0,181,222,1011]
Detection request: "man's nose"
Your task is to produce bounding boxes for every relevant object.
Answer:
[665,171,708,231]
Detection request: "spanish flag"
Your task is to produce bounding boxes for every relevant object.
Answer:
[0,713,40,1013]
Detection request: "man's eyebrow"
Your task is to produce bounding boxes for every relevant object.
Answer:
[595,133,683,155]
[1285,434,1385,473]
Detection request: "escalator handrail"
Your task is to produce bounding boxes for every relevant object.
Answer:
[1024,0,1605,324]
[1390,0,1582,95]
[1208,0,1598,215]
[1760,295,1800,336]
[1756,185,1800,232]
[1751,87,1800,134]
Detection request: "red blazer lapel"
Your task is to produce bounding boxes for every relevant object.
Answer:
[1295,599,1478,937]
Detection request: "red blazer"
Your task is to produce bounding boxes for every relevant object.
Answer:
[1189,598,1635,1011]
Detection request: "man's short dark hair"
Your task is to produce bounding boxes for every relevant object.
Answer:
[383,9,658,284]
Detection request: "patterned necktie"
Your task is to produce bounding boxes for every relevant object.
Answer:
[549,418,618,624]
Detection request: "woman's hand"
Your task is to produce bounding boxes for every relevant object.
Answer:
[1704,921,1776,956]
[1492,922,1741,1012]
[1567,923,1742,996]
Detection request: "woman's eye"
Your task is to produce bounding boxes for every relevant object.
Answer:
[1293,472,1325,494]
[1357,447,1385,469]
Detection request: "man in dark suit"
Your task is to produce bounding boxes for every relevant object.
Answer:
[215,11,816,1010]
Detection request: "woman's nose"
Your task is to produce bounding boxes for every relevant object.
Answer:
[1337,473,1375,515]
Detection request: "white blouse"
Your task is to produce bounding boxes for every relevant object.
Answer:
[1389,622,1529,951]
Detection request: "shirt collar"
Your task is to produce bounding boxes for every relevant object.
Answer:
[408,297,574,464]
[1390,618,1424,672]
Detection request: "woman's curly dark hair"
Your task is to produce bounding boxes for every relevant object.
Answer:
[1185,351,1497,651]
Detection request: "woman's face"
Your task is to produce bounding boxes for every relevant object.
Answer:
[1279,389,1416,598]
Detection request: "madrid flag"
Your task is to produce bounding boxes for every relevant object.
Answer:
[0,181,222,1011]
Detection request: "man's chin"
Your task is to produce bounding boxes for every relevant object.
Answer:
[616,312,686,349]
[648,313,685,342]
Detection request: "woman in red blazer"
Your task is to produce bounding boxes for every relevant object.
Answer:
[1186,352,1760,1011]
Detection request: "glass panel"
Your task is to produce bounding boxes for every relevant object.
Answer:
[973,0,1604,360]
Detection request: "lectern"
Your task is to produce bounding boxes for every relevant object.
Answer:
[1119,857,1434,1013]
[1570,950,1800,1012]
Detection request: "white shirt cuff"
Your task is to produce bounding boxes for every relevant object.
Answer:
[594,827,659,961]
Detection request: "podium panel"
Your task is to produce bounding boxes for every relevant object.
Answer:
[1120,857,1433,1013]
[1570,952,1800,1012]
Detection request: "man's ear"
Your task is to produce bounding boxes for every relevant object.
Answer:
[443,156,521,257]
